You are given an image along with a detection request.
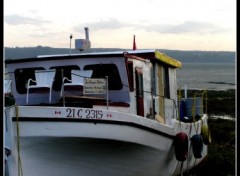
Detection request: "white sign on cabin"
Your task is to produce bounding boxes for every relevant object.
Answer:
[83,78,106,94]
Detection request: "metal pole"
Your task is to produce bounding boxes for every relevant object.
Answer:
[178,86,181,120]
[69,34,72,55]
[184,85,187,99]
[61,69,65,107]
[106,76,109,110]
[151,87,154,119]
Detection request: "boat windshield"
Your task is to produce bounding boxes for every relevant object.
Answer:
[84,64,123,90]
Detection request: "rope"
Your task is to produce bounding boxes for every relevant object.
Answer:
[178,87,181,121]
[71,71,160,97]
[180,161,184,176]
[186,140,192,176]
[15,106,23,176]
[5,110,8,131]
[176,87,183,130]
[172,161,181,176]
[192,94,198,133]
[69,71,179,106]
[4,72,14,75]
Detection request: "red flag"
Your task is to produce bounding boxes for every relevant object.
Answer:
[133,35,137,50]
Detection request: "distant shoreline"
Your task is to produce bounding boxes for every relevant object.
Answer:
[4,47,235,63]
[208,81,235,86]
[181,88,235,91]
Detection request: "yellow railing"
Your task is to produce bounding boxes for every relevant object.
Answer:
[177,88,208,122]
[177,87,182,120]
[192,89,208,122]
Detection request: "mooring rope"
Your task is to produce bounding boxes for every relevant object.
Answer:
[186,141,192,176]
[15,106,23,176]
[172,161,181,176]
[180,161,184,176]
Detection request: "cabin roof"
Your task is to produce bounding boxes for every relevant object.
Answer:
[154,51,182,68]
[5,49,182,68]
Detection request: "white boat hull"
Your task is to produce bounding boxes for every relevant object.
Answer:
[5,106,208,176]
[9,137,177,176]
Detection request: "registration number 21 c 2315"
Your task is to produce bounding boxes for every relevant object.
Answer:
[66,108,103,119]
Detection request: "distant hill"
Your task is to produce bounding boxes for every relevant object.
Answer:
[158,49,235,63]
[4,46,235,63]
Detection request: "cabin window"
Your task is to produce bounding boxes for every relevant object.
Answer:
[163,66,170,98]
[135,67,144,97]
[50,65,80,91]
[126,61,134,92]
[84,64,123,90]
[14,67,45,94]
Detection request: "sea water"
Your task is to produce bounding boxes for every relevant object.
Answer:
[177,63,235,90]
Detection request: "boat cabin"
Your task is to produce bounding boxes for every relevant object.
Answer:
[5,50,182,125]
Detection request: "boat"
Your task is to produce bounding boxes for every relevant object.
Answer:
[4,28,211,176]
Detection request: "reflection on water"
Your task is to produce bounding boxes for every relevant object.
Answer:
[210,115,235,120]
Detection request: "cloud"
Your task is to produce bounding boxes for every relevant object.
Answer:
[73,18,128,32]
[73,19,230,35]
[146,21,230,34]
[5,15,50,26]
[29,33,54,38]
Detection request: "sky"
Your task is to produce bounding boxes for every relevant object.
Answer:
[4,0,236,51]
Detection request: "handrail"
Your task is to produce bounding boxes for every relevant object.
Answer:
[177,88,208,122]
[193,89,208,116]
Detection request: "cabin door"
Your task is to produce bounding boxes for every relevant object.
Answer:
[157,65,165,122]
[135,67,144,116]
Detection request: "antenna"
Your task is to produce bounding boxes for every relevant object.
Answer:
[70,34,73,54]
[84,27,89,40]
[69,34,72,55]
